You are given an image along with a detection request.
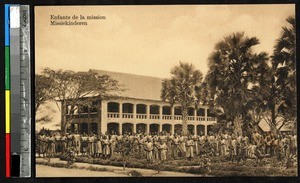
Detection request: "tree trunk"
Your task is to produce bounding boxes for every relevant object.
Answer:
[271,104,277,134]
[61,100,67,134]
[182,108,188,136]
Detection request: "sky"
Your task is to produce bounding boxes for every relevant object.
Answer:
[35,5,295,78]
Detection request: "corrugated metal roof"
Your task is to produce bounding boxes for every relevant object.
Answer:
[258,117,293,132]
[90,69,163,101]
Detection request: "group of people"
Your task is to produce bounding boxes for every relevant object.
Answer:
[36,130,297,164]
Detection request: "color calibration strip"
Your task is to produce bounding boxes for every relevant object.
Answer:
[5,4,31,178]
[5,4,11,178]
[19,5,31,177]
[10,4,21,177]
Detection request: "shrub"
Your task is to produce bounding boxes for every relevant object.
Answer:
[128,170,143,177]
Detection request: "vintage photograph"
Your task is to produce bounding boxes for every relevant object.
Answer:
[35,5,297,177]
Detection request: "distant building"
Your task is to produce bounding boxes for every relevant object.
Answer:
[258,118,295,133]
[63,69,217,135]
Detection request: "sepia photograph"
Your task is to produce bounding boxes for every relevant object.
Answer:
[34,5,297,177]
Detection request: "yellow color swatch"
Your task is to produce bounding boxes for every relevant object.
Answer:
[5,90,10,133]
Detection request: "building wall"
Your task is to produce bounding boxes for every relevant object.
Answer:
[101,98,217,135]
[65,97,217,135]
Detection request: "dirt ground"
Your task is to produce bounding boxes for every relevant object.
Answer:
[36,158,200,177]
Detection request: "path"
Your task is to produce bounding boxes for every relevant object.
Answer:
[36,158,200,177]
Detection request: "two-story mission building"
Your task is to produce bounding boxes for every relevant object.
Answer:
[65,69,217,135]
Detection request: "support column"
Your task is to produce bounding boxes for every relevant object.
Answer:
[101,100,108,134]
[119,123,123,135]
[97,102,101,135]
[193,125,196,135]
[205,107,208,122]
[194,108,197,122]
[119,102,123,118]
[133,104,136,119]
[171,106,175,120]
[147,105,150,119]
[204,125,207,136]
[159,105,163,120]
[133,123,136,134]
[171,124,175,135]
[146,123,150,134]
[158,124,161,133]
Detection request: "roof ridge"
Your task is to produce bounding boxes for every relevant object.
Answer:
[89,69,164,80]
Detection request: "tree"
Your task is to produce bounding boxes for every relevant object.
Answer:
[205,32,269,132]
[41,68,122,133]
[265,15,297,132]
[35,74,54,115]
[161,62,203,136]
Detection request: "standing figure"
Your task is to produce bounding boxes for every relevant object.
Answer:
[74,132,81,156]
[185,136,195,161]
[220,136,226,156]
[192,134,199,156]
[230,134,237,161]
[95,135,103,157]
[171,135,179,160]
[159,141,167,162]
[61,134,67,154]
[103,136,111,158]
[153,138,160,161]
[145,139,154,163]
[49,135,56,158]
[81,134,88,155]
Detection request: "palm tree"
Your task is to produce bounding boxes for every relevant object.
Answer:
[205,32,269,132]
[161,62,203,136]
[269,15,296,131]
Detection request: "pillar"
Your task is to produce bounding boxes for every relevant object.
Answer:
[171,124,175,135]
[171,106,175,120]
[97,102,101,135]
[147,105,150,119]
[146,123,150,134]
[194,125,197,135]
[133,104,136,119]
[159,105,163,120]
[205,107,208,122]
[194,108,197,122]
[204,125,207,136]
[119,102,123,118]
[101,100,107,134]
[158,124,161,133]
[133,123,136,133]
[119,123,122,135]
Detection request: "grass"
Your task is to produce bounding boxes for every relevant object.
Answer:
[36,159,113,172]
[128,170,143,177]
[40,154,297,176]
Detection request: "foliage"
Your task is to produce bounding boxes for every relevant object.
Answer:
[205,32,269,131]
[35,74,54,114]
[128,170,143,177]
[270,15,296,131]
[57,155,297,176]
[39,68,122,132]
[161,62,203,135]
[248,16,296,133]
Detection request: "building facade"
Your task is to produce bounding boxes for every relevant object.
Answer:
[64,69,217,135]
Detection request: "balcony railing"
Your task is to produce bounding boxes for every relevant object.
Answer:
[187,116,195,121]
[122,113,134,118]
[162,115,172,120]
[174,115,182,120]
[136,114,147,119]
[107,112,119,118]
[207,117,216,121]
[196,116,206,121]
[106,112,217,122]
[150,114,160,120]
